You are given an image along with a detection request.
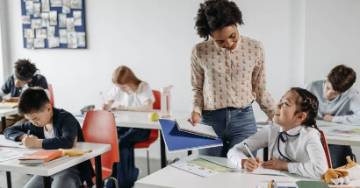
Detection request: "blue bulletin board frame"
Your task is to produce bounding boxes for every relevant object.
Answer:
[20,0,87,49]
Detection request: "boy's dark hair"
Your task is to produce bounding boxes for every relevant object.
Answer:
[195,0,244,40]
[290,87,319,130]
[327,65,356,93]
[14,59,38,81]
[18,87,50,114]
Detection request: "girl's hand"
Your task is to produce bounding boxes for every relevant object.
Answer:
[243,157,261,172]
[189,111,201,126]
[323,114,333,122]
[262,159,288,171]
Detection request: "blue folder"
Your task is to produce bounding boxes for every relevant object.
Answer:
[159,119,223,152]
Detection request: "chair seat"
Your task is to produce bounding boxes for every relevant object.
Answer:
[134,129,159,149]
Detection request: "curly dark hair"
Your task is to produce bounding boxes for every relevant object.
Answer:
[290,87,319,130]
[327,65,356,93]
[14,59,37,81]
[195,0,244,40]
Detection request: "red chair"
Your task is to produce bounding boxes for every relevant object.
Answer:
[47,84,55,107]
[319,129,333,169]
[133,90,160,174]
[82,110,120,187]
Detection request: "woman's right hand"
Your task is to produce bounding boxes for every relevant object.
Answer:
[189,111,201,126]
[243,157,261,172]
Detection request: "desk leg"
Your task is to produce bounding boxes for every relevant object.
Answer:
[263,147,268,161]
[6,171,11,188]
[95,155,103,188]
[1,116,6,133]
[160,133,167,168]
[43,177,51,188]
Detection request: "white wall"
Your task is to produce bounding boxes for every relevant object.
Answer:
[305,0,360,88]
[4,0,301,121]
[3,0,304,159]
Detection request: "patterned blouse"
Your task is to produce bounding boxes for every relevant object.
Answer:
[191,35,275,118]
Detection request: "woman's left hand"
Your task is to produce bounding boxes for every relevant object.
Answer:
[262,159,288,171]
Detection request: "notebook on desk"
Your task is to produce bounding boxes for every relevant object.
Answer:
[18,150,63,165]
[176,119,218,139]
[159,119,222,152]
[0,102,18,109]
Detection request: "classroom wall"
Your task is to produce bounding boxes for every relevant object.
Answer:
[304,0,360,88]
[2,0,303,159]
[304,0,360,158]
[5,0,360,160]
[3,0,301,121]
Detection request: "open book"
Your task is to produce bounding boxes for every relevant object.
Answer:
[0,102,18,109]
[18,150,63,165]
[176,119,218,139]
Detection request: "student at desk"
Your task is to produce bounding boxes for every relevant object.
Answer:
[0,59,48,129]
[227,88,328,179]
[307,65,360,168]
[102,65,154,188]
[0,59,48,101]
[4,88,93,188]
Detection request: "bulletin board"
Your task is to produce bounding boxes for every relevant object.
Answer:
[20,0,87,49]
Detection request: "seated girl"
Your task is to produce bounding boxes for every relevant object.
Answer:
[227,87,328,179]
[102,65,154,188]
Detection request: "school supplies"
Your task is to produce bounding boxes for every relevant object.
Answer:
[171,156,232,177]
[176,119,218,139]
[0,102,18,109]
[244,142,256,160]
[18,149,63,165]
[159,119,222,152]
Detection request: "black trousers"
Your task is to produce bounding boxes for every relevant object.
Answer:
[106,127,150,188]
[329,144,355,168]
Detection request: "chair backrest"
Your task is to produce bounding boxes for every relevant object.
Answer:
[47,84,55,106]
[82,110,119,178]
[152,90,161,110]
[319,129,333,169]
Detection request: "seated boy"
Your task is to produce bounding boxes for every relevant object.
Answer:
[0,59,48,130]
[0,59,48,100]
[307,64,360,167]
[4,88,93,188]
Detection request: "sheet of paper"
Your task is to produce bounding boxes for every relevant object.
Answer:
[250,167,286,176]
[0,136,25,148]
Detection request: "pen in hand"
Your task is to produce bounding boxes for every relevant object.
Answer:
[243,143,256,160]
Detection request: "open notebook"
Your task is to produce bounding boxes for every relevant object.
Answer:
[0,102,18,109]
[176,119,218,139]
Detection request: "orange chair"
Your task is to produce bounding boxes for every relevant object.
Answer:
[47,84,55,107]
[133,90,160,174]
[319,129,333,169]
[82,110,120,187]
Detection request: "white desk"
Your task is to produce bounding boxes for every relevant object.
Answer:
[0,141,111,188]
[317,120,360,146]
[76,111,189,168]
[0,108,18,133]
[135,156,360,188]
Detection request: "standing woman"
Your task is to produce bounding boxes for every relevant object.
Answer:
[190,0,275,157]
